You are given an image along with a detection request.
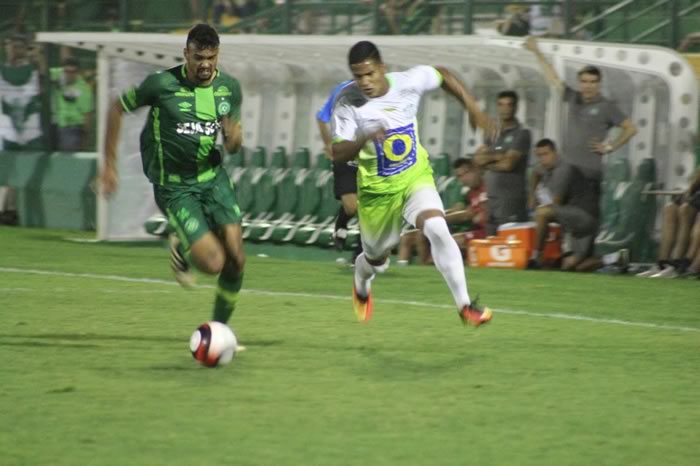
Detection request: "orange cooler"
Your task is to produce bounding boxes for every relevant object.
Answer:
[496,222,561,264]
[467,238,528,269]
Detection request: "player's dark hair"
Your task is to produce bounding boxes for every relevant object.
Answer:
[497,90,519,108]
[535,138,557,151]
[578,65,601,81]
[453,158,475,170]
[187,23,220,50]
[348,41,382,66]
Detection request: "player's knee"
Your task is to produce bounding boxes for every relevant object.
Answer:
[196,248,226,275]
[678,202,694,219]
[422,216,450,244]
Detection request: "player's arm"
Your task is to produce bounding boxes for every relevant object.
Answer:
[523,36,564,95]
[221,116,242,154]
[434,66,494,133]
[475,148,524,172]
[317,119,333,159]
[332,129,384,163]
[99,98,125,197]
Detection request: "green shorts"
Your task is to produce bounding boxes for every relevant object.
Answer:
[153,168,242,251]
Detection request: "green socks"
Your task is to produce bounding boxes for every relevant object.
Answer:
[212,269,243,324]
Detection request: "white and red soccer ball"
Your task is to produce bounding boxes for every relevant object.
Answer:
[189,321,237,367]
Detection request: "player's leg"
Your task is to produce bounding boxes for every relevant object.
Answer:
[332,161,358,250]
[405,185,491,326]
[156,185,226,285]
[352,190,402,321]
[207,170,246,324]
[212,223,245,323]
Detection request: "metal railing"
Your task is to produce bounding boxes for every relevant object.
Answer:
[0,0,696,49]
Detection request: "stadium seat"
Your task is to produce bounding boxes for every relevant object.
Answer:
[269,170,323,243]
[270,146,288,169]
[292,147,311,169]
[228,149,246,168]
[315,152,332,171]
[431,152,451,178]
[249,146,267,168]
[596,158,657,261]
[246,169,298,242]
[241,168,277,239]
[293,171,338,246]
[599,158,631,233]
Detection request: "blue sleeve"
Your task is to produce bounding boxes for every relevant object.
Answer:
[316,80,351,123]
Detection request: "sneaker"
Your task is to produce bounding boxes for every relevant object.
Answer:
[636,265,660,277]
[650,265,678,278]
[459,300,493,327]
[352,286,373,322]
[169,234,196,288]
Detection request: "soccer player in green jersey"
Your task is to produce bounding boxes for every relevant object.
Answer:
[331,41,494,326]
[98,24,245,326]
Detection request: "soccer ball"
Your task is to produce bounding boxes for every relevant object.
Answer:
[189,321,238,367]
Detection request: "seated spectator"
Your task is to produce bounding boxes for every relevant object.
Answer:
[529,138,626,272]
[637,168,700,278]
[398,158,487,266]
[50,57,94,151]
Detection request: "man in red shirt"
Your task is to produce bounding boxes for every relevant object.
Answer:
[398,158,488,265]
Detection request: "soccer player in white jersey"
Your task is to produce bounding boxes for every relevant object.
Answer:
[331,41,494,326]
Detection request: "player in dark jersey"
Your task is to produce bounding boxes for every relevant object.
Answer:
[98,24,245,327]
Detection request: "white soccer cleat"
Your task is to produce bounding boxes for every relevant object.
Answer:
[650,266,678,278]
[636,265,660,277]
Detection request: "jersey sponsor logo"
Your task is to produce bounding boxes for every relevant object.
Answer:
[218,101,231,115]
[176,121,221,136]
[175,87,195,97]
[178,101,192,112]
[374,123,418,177]
[382,107,398,112]
[214,85,232,97]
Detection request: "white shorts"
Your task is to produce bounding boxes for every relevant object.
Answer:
[360,187,445,260]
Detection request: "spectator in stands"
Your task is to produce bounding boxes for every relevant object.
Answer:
[498,5,530,37]
[528,138,628,272]
[50,57,94,151]
[0,33,44,150]
[473,90,530,235]
[398,158,488,266]
[637,168,700,278]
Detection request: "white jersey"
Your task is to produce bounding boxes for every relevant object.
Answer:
[331,65,442,194]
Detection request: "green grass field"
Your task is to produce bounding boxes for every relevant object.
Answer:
[1,226,699,465]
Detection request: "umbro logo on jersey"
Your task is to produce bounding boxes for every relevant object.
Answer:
[178,102,192,111]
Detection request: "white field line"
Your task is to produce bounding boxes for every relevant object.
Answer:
[1,266,698,333]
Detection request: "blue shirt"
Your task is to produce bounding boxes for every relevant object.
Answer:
[316,79,353,123]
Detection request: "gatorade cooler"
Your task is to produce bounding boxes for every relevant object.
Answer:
[496,222,561,265]
[467,237,528,269]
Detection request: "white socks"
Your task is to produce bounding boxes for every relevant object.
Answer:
[422,216,471,309]
[354,252,377,298]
